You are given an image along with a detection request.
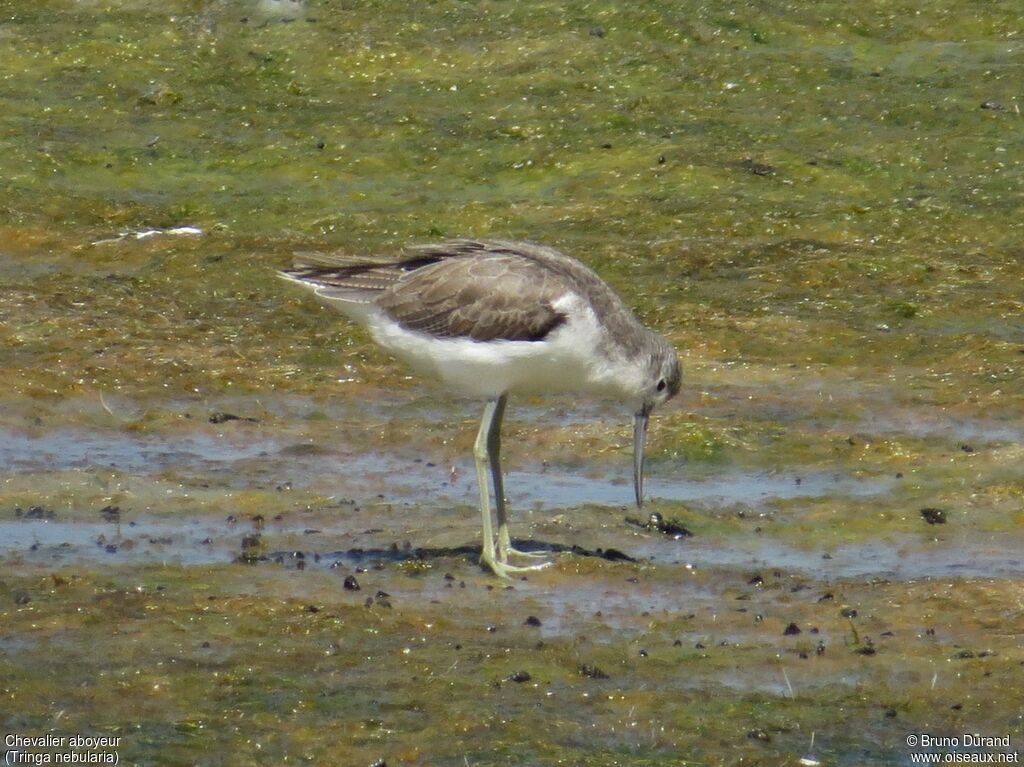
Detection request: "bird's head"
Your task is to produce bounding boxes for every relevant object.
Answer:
[633,338,681,508]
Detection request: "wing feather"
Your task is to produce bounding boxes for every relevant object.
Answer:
[377,254,570,342]
[281,240,599,342]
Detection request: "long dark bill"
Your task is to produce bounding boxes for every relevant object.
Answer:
[633,409,650,508]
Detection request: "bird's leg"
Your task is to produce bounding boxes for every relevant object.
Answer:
[474,398,500,571]
[476,396,551,578]
[486,394,511,561]
[486,395,551,566]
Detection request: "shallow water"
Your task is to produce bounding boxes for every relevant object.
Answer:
[640,531,1024,581]
[0,427,279,473]
[5,508,1020,582]
[0,424,891,504]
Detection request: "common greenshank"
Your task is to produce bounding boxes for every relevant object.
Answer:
[280,239,681,578]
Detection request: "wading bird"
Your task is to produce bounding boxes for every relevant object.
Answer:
[280,239,680,578]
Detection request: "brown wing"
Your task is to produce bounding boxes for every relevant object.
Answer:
[281,252,445,299]
[377,253,570,342]
[283,240,599,341]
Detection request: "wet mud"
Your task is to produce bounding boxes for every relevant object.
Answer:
[2,0,1023,764]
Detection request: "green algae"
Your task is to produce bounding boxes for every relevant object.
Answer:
[1,565,1021,765]
[1,0,1024,764]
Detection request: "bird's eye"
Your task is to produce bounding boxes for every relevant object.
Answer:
[656,378,666,392]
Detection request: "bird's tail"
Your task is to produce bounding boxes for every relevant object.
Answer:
[278,250,447,309]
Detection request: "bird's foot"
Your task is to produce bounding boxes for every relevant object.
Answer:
[501,544,550,561]
[482,551,553,579]
[496,526,549,561]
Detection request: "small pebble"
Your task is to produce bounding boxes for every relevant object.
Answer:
[578,664,609,679]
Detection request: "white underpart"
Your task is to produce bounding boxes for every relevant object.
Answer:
[278,273,650,405]
[335,291,641,402]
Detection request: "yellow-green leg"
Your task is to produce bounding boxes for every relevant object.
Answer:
[475,395,552,577]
